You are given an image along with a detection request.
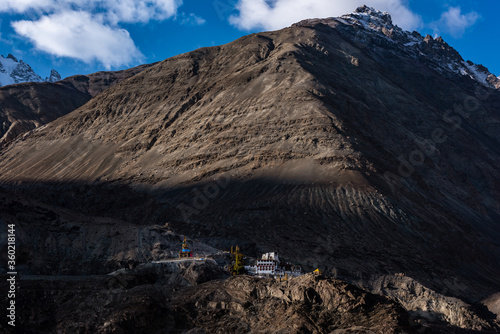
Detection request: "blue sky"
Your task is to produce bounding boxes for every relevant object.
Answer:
[0,0,498,80]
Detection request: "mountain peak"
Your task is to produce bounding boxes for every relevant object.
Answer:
[352,5,393,26]
[293,8,499,89]
[339,5,396,35]
[46,69,62,83]
[0,53,61,87]
[6,53,18,62]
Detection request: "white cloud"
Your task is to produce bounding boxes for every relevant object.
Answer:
[229,0,422,31]
[0,0,55,13]
[101,0,183,25]
[432,6,479,38]
[12,11,143,69]
[0,0,183,24]
[1,0,186,68]
[178,13,206,26]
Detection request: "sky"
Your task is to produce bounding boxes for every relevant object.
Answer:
[0,0,498,80]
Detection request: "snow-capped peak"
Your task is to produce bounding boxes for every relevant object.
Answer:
[47,69,62,83]
[295,6,499,89]
[341,5,394,32]
[0,54,61,87]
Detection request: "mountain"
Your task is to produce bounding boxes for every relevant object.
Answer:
[0,6,499,332]
[333,5,500,89]
[0,63,154,145]
[0,53,61,86]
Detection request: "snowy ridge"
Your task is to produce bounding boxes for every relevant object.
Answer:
[295,6,499,89]
[340,5,399,36]
[341,6,499,89]
[0,54,61,87]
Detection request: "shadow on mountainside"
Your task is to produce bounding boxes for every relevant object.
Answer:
[1,177,499,304]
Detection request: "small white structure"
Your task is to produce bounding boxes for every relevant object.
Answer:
[262,252,279,261]
[245,252,302,278]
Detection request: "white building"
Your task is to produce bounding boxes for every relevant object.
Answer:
[245,252,302,278]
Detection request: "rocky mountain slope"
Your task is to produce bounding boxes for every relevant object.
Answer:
[0,53,60,86]
[0,63,154,145]
[1,269,417,333]
[1,185,498,332]
[0,188,220,275]
[317,5,500,89]
[2,266,498,333]
[0,6,499,332]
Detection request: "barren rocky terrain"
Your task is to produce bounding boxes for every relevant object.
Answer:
[0,6,499,333]
[2,266,499,333]
[3,268,416,333]
[0,63,154,145]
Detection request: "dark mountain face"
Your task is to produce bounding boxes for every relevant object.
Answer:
[0,63,154,145]
[0,6,499,331]
[0,82,89,144]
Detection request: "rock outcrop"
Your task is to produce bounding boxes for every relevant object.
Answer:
[173,274,411,333]
[352,274,497,331]
[0,270,414,333]
[482,293,500,320]
[46,69,61,83]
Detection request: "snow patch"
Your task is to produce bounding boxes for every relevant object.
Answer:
[404,41,418,47]
[0,54,59,87]
[464,62,490,86]
[0,56,19,86]
[333,6,494,89]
